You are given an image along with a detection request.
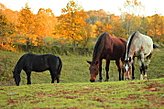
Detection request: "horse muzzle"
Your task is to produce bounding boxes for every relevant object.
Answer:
[90,79,95,82]
[90,76,96,82]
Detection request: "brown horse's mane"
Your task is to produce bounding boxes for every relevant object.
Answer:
[92,32,109,63]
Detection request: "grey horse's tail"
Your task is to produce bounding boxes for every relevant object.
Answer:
[153,44,159,49]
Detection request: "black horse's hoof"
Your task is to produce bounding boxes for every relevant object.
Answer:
[132,77,135,80]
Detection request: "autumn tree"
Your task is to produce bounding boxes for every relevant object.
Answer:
[94,21,112,36]
[109,15,126,38]
[0,9,15,50]
[147,14,164,42]
[121,0,144,35]
[56,0,88,49]
[86,9,112,37]
[16,3,36,48]
[138,17,149,34]
[34,8,57,46]
[35,8,56,36]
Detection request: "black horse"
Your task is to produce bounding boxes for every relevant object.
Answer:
[13,53,62,86]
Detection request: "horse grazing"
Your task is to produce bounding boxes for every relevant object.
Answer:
[13,53,62,86]
[122,31,155,80]
[87,32,126,82]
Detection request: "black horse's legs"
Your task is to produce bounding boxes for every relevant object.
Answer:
[116,60,122,81]
[50,68,60,83]
[56,75,60,83]
[50,71,55,83]
[25,71,31,84]
[99,60,102,82]
[105,60,110,81]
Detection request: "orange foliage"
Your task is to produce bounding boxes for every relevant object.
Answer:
[57,0,88,45]
[0,1,164,52]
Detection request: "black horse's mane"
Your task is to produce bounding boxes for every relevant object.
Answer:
[126,31,137,58]
[92,32,108,62]
[13,54,27,73]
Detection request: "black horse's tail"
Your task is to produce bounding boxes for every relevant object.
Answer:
[57,57,62,75]
[153,44,159,49]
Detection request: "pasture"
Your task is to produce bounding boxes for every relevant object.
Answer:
[0,48,163,85]
[0,48,163,108]
[0,78,164,109]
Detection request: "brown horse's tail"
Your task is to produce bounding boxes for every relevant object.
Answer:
[57,57,62,75]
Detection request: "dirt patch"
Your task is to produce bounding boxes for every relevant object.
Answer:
[143,94,164,108]
[64,95,78,99]
[47,93,56,97]
[144,82,164,92]
[66,107,79,109]
[33,107,52,109]
[36,92,46,98]
[0,88,4,90]
[92,96,106,102]
[8,98,18,105]
[121,94,138,100]
[30,100,45,104]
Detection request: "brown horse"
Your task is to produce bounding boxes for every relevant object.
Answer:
[87,32,126,82]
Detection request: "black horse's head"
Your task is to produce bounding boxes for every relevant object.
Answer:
[122,57,132,80]
[12,71,20,86]
[87,61,99,82]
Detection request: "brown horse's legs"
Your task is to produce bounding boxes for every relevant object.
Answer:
[105,60,110,81]
[116,60,122,81]
[99,60,103,82]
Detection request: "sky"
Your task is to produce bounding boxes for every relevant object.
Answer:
[0,0,164,16]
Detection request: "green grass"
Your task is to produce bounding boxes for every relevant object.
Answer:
[0,48,164,108]
[0,78,163,109]
[0,48,164,85]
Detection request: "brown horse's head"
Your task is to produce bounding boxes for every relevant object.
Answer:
[87,61,99,82]
[122,57,132,80]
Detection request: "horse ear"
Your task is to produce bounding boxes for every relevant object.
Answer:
[121,57,124,62]
[129,57,131,62]
[87,61,91,65]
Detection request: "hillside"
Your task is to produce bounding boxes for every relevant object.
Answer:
[0,78,164,109]
[0,48,163,86]
[0,48,163,108]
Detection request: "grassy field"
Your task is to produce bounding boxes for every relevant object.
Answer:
[0,48,163,108]
[0,78,163,109]
[0,48,163,85]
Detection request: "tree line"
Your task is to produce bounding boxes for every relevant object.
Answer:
[0,0,163,53]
